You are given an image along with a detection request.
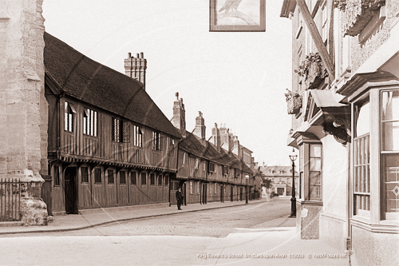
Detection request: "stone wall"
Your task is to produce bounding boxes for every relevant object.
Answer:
[0,0,48,225]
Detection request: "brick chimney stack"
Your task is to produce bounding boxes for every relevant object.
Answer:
[124,52,147,90]
[171,92,186,138]
[211,123,221,151]
[220,124,234,152]
[193,111,206,140]
[232,135,241,158]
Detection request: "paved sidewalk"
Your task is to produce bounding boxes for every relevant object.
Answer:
[0,198,268,235]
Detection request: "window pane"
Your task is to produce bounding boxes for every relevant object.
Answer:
[120,171,126,184]
[381,90,399,121]
[158,175,162,186]
[108,170,114,184]
[54,166,60,186]
[165,175,168,185]
[383,154,399,215]
[94,111,97,137]
[310,185,321,199]
[382,121,399,151]
[310,158,321,171]
[131,172,136,185]
[81,167,89,183]
[141,173,146,185]
[310,172,321,185]
[68,114,73,132]
[95,169,102,183]
[310,144,321,157]
[83,115,87,134]
[356,101,370,137]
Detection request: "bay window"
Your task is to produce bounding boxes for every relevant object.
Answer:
[353,98,370,215]
[381,90,399,220]
[351,88,399,221]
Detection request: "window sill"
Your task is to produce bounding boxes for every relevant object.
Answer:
[297,199,323,206]
[351,216,399,233]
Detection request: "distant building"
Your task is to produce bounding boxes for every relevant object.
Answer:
[260,166,298,196]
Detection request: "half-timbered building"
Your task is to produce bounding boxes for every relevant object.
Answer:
[44,32,180,215]
[170,95,254,206]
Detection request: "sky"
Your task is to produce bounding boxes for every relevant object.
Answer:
[43,0,293,166]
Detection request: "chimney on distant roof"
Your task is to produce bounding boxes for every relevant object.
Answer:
[124,52,147,90]
[193,111,206,140]
[220,124,233,152]
[232,135,241,158]
[171,92,186,138]
[211,123,221,152]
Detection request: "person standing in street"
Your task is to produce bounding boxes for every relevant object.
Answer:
[176,187,183,210]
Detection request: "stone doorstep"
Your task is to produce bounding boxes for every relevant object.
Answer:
[0,221,24,227]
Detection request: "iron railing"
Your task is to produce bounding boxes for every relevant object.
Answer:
[0,178,21,222]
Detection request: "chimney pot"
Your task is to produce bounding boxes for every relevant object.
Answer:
[140,52,144,58]
[124,52,147,90]
[128,52,131,58]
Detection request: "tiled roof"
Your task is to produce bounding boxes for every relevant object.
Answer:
[179,132,253,174]
[44,32,181,139]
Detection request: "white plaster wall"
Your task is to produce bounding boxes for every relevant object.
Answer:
[321,135,348,218]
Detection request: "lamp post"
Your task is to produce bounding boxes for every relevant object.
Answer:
[245,174,249,204]
[289,148,297,218]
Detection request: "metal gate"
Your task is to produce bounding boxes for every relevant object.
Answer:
[0,178,21,222]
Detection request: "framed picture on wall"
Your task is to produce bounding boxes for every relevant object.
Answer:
[209,0,266,32]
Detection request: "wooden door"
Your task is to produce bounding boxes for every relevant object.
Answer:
[65,167,78,214]
[92,168,106,208]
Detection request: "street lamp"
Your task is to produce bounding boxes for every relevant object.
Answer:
[289,148,297,218]
[245,174,249,204]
